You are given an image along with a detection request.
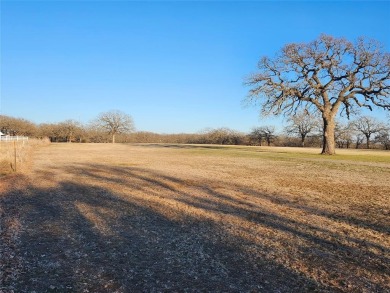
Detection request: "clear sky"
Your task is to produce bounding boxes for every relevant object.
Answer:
[1,1,389,133]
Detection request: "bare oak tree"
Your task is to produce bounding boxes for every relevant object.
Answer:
[246,34,390,154]
[355,134,365,149]
[375,127,390,150]
[94,110,135,143]
[352,116,385,149]
[249,127,264,146]
[57,120,83,143]
[285,111,320,147]
[335,122,355,149]
[250,126,276,146]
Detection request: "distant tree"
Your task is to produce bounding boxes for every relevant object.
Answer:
[261,126,277,146]
[250,126,276,146]
[199,128,244,145]
[285,111,320,147]
[84,125,109,143]
[355,134,365,149]
[38,123,57,141]
[57,120,83,142]
[249,127,264,146]
[352,116,385,149]
[375,127,390,150]
[246,34,390,155]
[335,122,355,149]
[93,110,135,143]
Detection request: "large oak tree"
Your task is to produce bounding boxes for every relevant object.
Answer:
[246,34,390,154]
[93,110,135,143]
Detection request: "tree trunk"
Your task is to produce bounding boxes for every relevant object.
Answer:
[112,134,116,144]
[356,139,362,149]
[365,135,370,149]
[301,134,305,147]
[321,115,336,155]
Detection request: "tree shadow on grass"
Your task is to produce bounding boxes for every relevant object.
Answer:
[77,164,390,290]
[1,163,389,292]
[1,178,323,292]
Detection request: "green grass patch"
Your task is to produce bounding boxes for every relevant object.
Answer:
[146,143,390,164]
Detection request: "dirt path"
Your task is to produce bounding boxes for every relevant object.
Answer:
[1,144,389,292]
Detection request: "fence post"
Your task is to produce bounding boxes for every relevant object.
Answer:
[14,141,17,172]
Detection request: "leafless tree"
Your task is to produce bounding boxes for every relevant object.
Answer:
[375,127,390,150]
[196,128,244,145]
[246,34,390,155]
[249,127,264,146]
[355,134,364,149]
[261,126,277,146]
[285,111,320,147]
[93,110,135,143]
[335,122,354,149]
[352,116,386,149]
[57,120,83,142]
[38,123,61,142]
[250,126,276,146]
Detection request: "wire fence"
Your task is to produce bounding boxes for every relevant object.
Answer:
[0,138,29,172]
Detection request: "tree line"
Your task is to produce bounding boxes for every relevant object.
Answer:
[1,111,389,150]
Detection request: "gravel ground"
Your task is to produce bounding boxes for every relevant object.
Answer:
[1,143,389,292]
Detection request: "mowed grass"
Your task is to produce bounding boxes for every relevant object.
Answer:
[1,143,389,292]
[177,143,390,162]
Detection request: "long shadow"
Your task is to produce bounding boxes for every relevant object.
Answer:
[2,163,389,292]
[1,178,325,292]
[64,163,390,291]
[68,163,390,236]
[239,186,390,236]
[61,163,390,260]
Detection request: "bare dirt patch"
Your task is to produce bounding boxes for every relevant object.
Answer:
[1,143,389,292]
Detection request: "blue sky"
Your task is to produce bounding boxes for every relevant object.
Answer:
[1,1,389,133]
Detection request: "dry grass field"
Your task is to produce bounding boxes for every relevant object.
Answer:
[0,141,28,176]
[1,143,389,292]
[0,139,50,176]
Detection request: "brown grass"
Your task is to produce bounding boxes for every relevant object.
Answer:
[1,143,389,292]
[0,138,50,176]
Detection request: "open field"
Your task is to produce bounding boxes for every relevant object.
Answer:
[1,143,389,292]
